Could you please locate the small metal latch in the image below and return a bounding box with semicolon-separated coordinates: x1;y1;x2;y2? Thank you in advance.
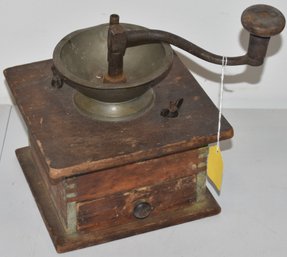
51;65;64;88
160;98;184;118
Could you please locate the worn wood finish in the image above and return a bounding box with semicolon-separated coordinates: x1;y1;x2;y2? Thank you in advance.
30;139;208;232
4;54;233;181
5;55;233;253
16;147;220;253
77;175;197;231
29;138;68;226
70;147;207;203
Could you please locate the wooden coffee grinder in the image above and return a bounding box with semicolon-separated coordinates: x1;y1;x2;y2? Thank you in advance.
4;4;285;253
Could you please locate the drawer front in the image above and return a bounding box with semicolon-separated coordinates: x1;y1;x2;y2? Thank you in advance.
70;147;208;203
77;175;196;231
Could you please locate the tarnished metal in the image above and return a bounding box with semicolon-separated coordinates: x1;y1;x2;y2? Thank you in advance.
160;98;184;118
133;202;153;219
52;23;173;121
73;88;155;121
52;4;285;121
51;65;63;88
107;4;285;78
53;23;173;103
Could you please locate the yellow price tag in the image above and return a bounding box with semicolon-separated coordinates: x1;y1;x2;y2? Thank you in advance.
207;145;224;191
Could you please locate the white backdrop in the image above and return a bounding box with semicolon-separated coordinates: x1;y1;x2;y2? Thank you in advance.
0;0;286;108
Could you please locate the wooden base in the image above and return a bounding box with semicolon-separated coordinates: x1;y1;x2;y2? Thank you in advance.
16;146;221;253
5;56;231;253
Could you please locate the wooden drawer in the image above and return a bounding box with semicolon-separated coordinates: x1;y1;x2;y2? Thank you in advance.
76;175;196;231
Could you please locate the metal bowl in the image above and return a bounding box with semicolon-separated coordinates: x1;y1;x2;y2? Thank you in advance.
53;23;173;103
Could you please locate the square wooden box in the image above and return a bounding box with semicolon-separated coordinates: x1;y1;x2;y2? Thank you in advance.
4;54;233;253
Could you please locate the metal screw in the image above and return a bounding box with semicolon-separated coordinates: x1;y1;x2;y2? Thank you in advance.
160;98;184;118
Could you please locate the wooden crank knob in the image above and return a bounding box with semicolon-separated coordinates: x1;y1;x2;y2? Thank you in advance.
241;4;285;37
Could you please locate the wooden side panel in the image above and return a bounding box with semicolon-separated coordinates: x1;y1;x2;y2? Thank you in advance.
72;147;208;203
77;175;196;231
29;136;68;227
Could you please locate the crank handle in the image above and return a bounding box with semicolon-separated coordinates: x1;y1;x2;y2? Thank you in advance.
106;4;285;81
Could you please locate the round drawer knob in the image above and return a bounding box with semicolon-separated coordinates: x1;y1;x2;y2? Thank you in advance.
133;202;152;219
